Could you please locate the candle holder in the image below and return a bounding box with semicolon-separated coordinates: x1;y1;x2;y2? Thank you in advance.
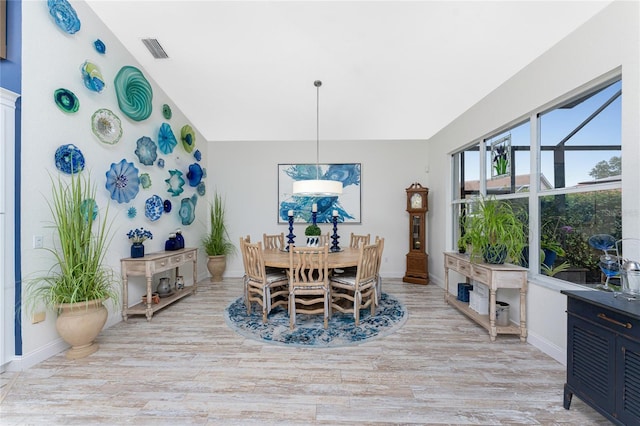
287;215;296;250
331;215;341;252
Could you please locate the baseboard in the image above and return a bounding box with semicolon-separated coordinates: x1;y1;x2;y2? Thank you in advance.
5;338;69;371
527;330;566;365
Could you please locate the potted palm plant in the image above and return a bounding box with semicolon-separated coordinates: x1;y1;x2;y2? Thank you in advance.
460;196;526;264
202;191;236;282
26;172;118;359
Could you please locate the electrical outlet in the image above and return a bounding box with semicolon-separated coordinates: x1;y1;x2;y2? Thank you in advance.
32;312;46;324
33;235;43;249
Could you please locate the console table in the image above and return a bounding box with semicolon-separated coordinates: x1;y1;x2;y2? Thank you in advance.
121;247;198;321
444;252;528;341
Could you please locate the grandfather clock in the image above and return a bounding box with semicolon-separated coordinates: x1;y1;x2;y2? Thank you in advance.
403;183;429;285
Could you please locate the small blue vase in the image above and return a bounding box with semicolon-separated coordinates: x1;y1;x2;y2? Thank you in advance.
131;243;144;258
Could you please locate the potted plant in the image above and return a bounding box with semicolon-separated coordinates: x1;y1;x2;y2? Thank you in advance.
305;224;322;247
26;172;118;359
540;218;567;268
460;196;526;264
202;191;236;282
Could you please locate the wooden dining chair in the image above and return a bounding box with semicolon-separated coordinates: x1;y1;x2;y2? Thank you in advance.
263;232;285;250
243;241;289;323
340;233;371;274
349;232;371;248
319;232;331;247
288;244;331;329
240;235;251;303
330;242;379;326
374;236;385;304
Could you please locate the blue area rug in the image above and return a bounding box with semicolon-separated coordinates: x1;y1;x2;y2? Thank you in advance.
224;293;408;347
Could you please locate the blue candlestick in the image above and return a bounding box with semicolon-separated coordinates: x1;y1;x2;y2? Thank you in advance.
287;215;296;250
312;211;317;226
331;215;340;252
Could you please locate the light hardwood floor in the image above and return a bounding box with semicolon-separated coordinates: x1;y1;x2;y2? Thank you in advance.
1;278;609;425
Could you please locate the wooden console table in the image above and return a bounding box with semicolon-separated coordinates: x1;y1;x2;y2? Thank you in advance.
444;252;527;341
121;247;198;321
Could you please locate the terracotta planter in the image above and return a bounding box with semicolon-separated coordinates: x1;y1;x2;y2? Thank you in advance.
207;255;226;282
56;299;108;359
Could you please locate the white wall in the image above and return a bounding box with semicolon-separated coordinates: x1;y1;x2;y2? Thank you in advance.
427;0;639;363
15;1;209;369
207;139;429;278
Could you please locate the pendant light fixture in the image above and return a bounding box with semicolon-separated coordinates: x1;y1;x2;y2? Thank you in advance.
292;80;343;196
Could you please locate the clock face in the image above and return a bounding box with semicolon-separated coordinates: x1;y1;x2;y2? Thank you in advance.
411;193;422;209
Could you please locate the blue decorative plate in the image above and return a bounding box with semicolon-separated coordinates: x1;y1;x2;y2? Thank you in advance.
163;199;172;213
80;198;98;222
94;39;106;54
145;195;164;221
158;123;177;155
48;0;80;34
179;194;198;225
81;61;105;93
187;163;203;187
105;159;140;203
165;169;185;197
54;144;85;174
135;136;158;166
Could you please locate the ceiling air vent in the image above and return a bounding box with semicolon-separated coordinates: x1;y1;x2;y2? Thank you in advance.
142;38;169;59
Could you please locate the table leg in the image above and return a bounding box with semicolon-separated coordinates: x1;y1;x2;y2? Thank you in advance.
444;266;450;303
192;256;198;294
145;275;153;321
122;274;129;322
489;288;497;341
520;287;527;342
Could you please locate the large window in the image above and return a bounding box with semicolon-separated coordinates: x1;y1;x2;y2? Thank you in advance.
452;74;622;288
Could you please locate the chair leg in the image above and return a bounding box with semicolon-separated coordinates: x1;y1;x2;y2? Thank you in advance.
289;292;296;330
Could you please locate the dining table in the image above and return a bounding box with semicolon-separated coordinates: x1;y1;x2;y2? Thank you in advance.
262;246;361;269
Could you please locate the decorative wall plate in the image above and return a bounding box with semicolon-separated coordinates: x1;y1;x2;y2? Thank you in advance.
162;104;172;120
157;123;177;155
91;109;123;145
80;198;98;222
139;173;152;189
127;207;137;219
54;144;85;174
193;149;202;162
94;39;106;54
81;61;105;93
105;159;140;203
163;199;172;213
157;158;165;169
179;194;198;226
187;163;203;187
145;195;164;221
165;169;185;197
196;182;206;196
181;125;196;153
114;66;153;121
48;0;80;34
54;88;79;113
134;136;158;166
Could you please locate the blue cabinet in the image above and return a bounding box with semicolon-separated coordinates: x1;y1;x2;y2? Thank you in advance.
563;290;640;425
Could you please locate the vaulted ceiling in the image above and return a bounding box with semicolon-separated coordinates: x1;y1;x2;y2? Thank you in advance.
86;1;612;142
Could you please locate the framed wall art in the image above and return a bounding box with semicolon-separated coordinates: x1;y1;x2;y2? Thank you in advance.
491;135;511;179
278;163;361;224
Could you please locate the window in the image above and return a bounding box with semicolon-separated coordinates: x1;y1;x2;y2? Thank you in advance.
452;74;622;288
